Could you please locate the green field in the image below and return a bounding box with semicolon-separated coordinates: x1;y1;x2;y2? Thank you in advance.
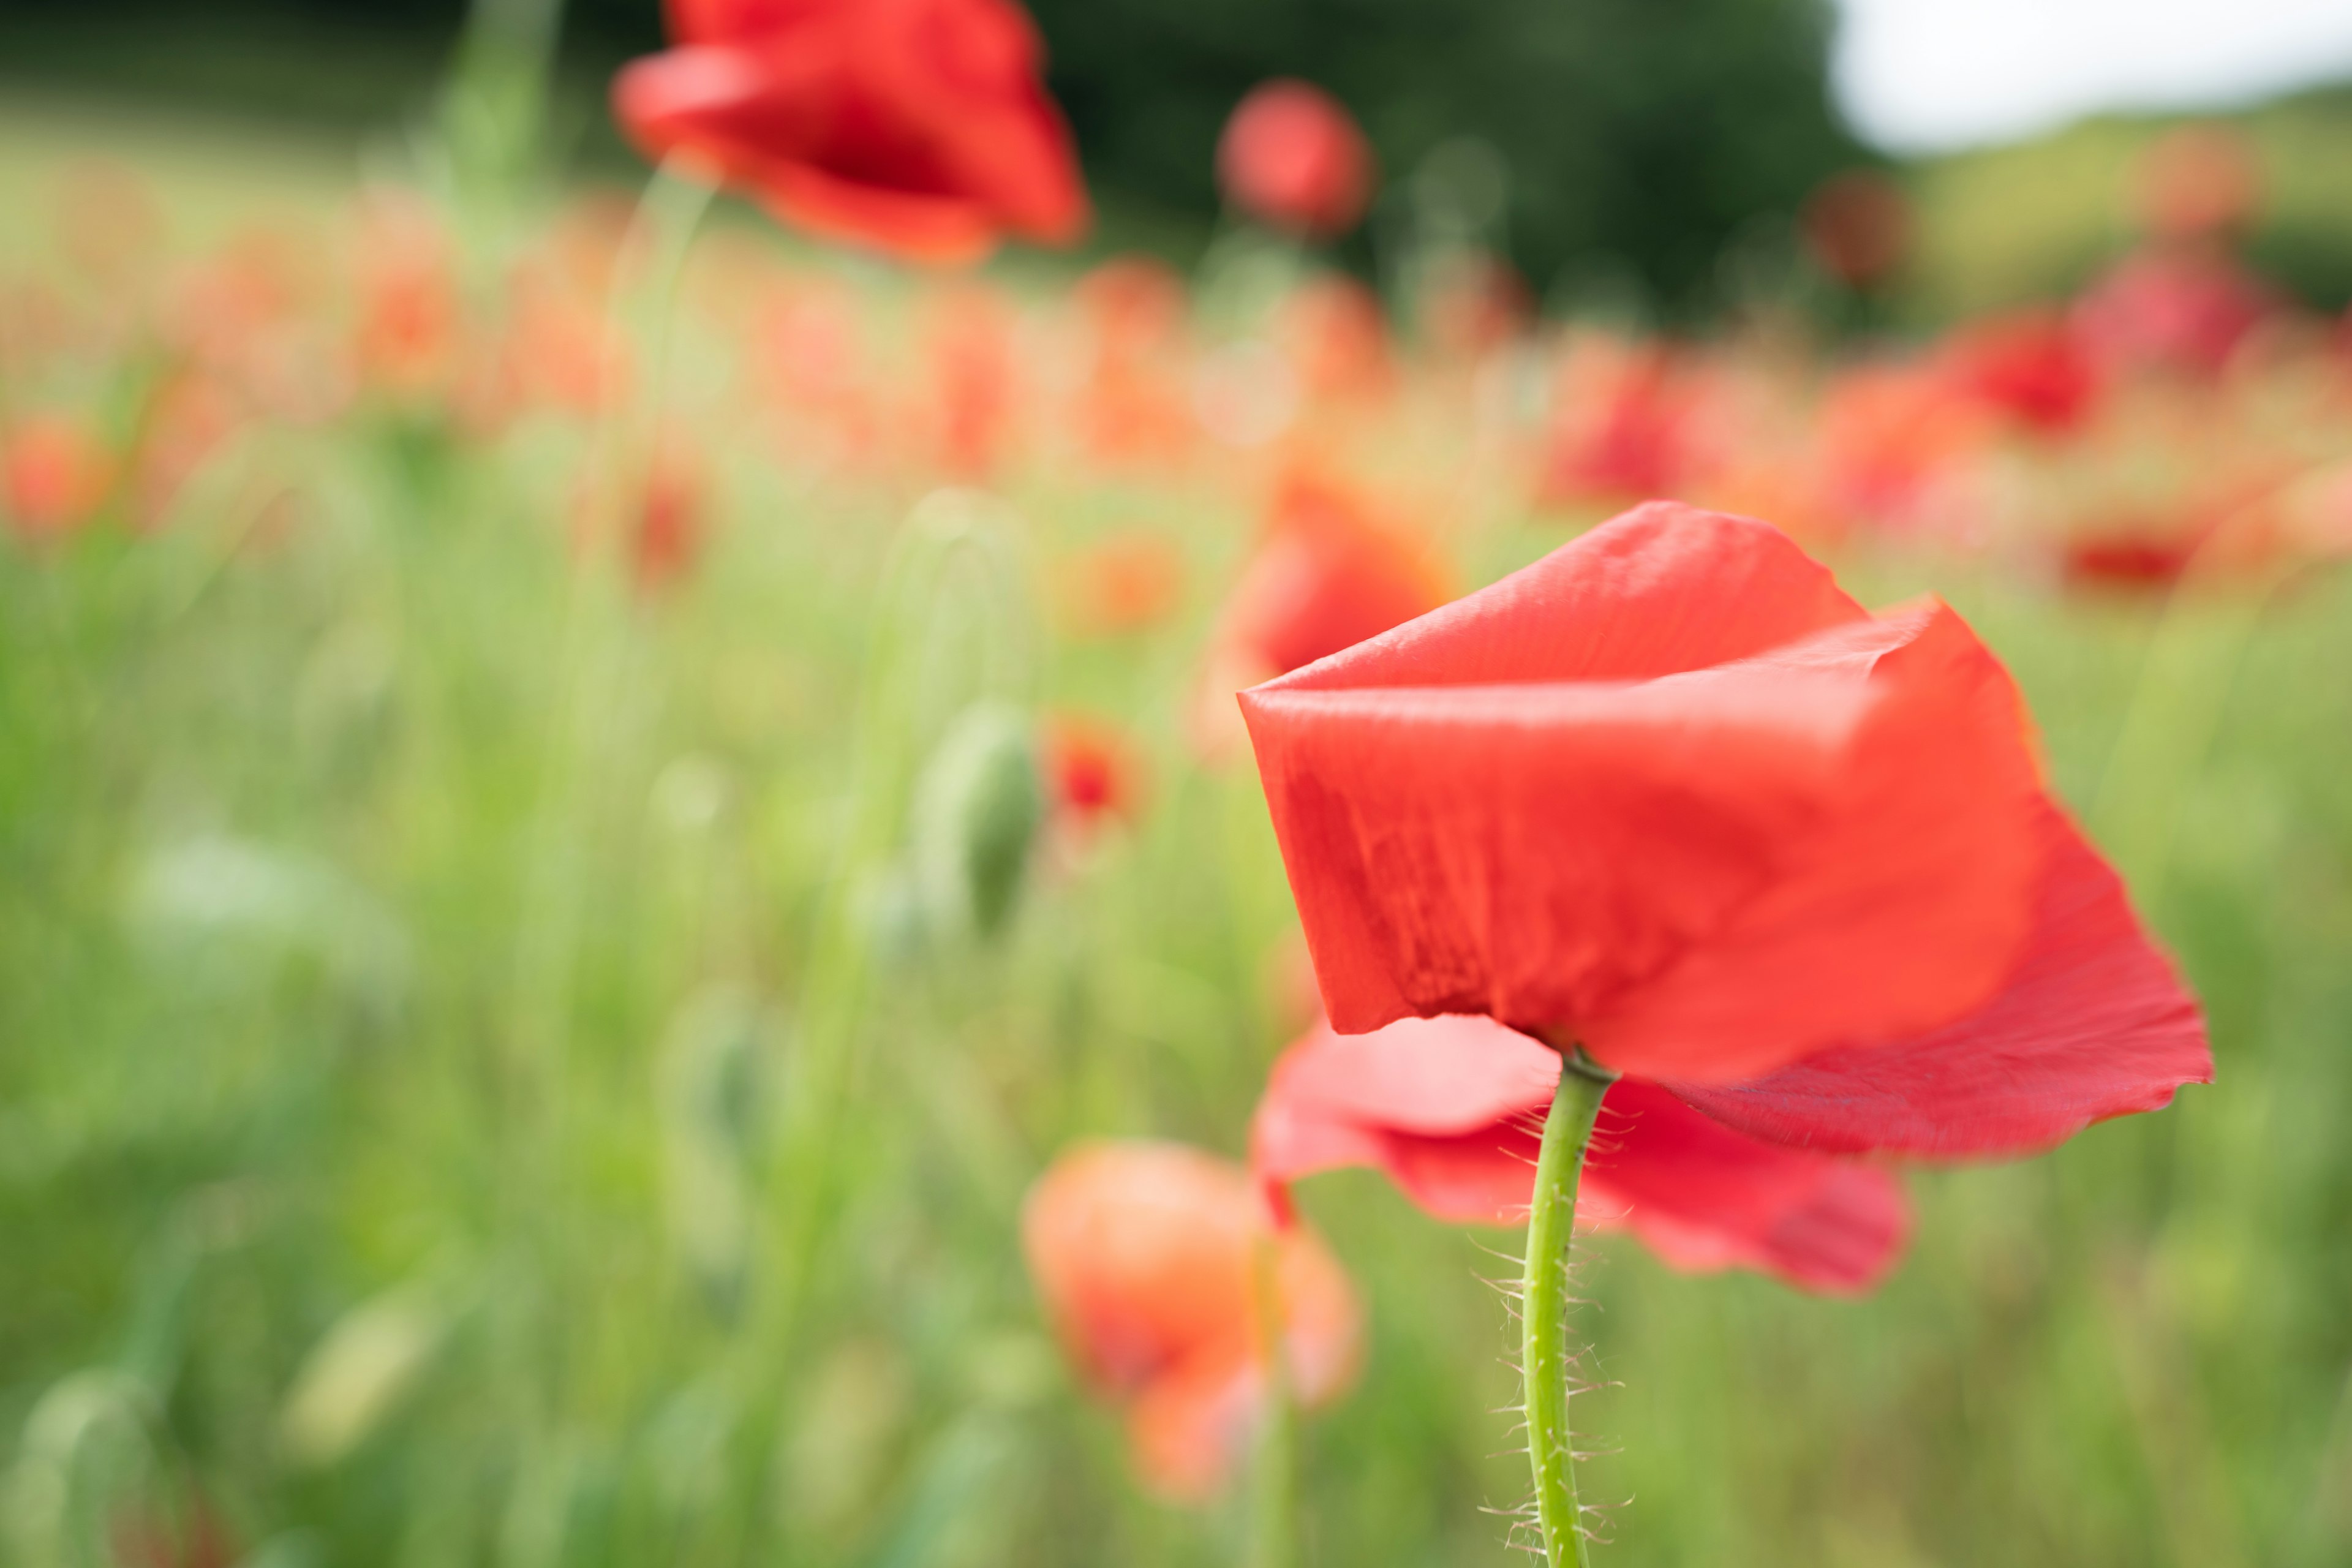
4;99;2352;1568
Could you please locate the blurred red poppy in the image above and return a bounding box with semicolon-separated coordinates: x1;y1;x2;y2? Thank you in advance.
1210;470;1450;686
4;415;113;538
1216;80;1375;239
1802;169;1912;290
613;0;1090;265
1256;1012;1909;1292
2073;247;2275;382
1939;308;2101;436
1059;530;1185;636
1023;1140;1362;1502
1042;712;1144;829
1238;501;2210;1100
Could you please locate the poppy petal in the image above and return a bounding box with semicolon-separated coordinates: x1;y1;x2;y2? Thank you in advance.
1253;1016;1911;1293
1259;501;1868;697
1243;594;2044;1080
1662;802;2212;1157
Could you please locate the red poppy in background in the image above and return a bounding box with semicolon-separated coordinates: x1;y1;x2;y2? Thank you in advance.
1042;712;1144;830
1023;1141;1362;1502
2072;247;2276;382
1216;80;1375;239
1539;337;1702;507
4;415;114;538
1257;1013;1909;1292
613;0;1090;264
1939;308;2101;437
1801;168;1912;290
1210;470;1450;687
1239;501;2210;1099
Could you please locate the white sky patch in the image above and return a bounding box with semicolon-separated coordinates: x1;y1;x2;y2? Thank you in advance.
1831;0;2352;153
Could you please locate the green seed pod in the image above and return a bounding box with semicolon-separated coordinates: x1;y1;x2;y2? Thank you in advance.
911;701;1044;943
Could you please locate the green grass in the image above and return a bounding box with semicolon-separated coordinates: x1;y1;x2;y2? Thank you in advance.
4;107;2352;1568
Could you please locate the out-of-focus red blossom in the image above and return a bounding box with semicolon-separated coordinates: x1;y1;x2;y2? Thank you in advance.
1042;712;1144;830
1814;362;1987;535
1022;1141;1362;1503
923;286;1019;480
2073;246;2277;381
1212;470;1451;684
2061;530;2204;591
1239;501;2211;1096
1540;336;1703;507
1280;276;1396;409
1802;169;1912;290
612;0;1089;265
1060;530;1184;636
1939;308;2102;435
634;445;708;589
1216;80;1376;239
128;371;241;527
353;197;462;398
753;281;879;466
2138;123;2262;243
1072;257;1194;467
4;415;114;538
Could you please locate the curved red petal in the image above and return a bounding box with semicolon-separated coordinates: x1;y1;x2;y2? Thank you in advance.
1259;500;1867;698
1243;588;2044;1077
1251;1017;1911;1294
1578;600;2045;1081
1662;801;2212;1157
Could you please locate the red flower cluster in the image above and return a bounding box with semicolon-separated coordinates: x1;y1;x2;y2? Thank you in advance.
614;0;1090;263
1242;502;2211;1284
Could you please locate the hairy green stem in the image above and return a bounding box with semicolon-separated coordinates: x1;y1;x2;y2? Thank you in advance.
1523;1047;1615;1566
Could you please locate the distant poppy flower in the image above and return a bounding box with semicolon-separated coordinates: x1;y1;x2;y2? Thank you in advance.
1802;169;1912;290
1059;530;1185;636
1042;712;1144;831
2136;123;2262;243
2061;530;2204;592
1216;81;1375;239
1539;337;1702;507
1256;1012;1910;1291
4;415;113;538
1023;1140;1362;1502
922;285;1019;480
1238;501;2211;1111
634;445;707;589
1940;308;2101;436
2073;247;2275;381
1813;362;1986;537
1211;470;1450;687
612;0;1090;264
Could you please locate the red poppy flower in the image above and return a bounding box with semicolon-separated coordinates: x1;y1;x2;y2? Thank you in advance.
1801;169;1912;290
1023;1141;1363;1502
1212;470;1450;685
612;0;1090;265
1940;308;2101;437
1238;501;2211;1105
2072;246;2275;381
4;415;114;538
1042;712;1144;829
1216;80;1375;239
1256;1012;1909;1292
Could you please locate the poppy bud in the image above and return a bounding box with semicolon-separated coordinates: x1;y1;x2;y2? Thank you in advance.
911;700;1044;940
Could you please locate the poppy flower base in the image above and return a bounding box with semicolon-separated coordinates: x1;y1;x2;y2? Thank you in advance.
1522;1042;1616;1567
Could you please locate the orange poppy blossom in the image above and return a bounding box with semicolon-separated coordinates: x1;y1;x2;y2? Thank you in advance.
1022;1141;1362;1502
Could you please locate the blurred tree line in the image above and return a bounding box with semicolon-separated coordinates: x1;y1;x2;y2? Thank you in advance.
0;0;1863;307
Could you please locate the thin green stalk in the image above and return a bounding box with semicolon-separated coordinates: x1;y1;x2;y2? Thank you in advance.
1248;1231;1298;1568
1523;1047;1615;1567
